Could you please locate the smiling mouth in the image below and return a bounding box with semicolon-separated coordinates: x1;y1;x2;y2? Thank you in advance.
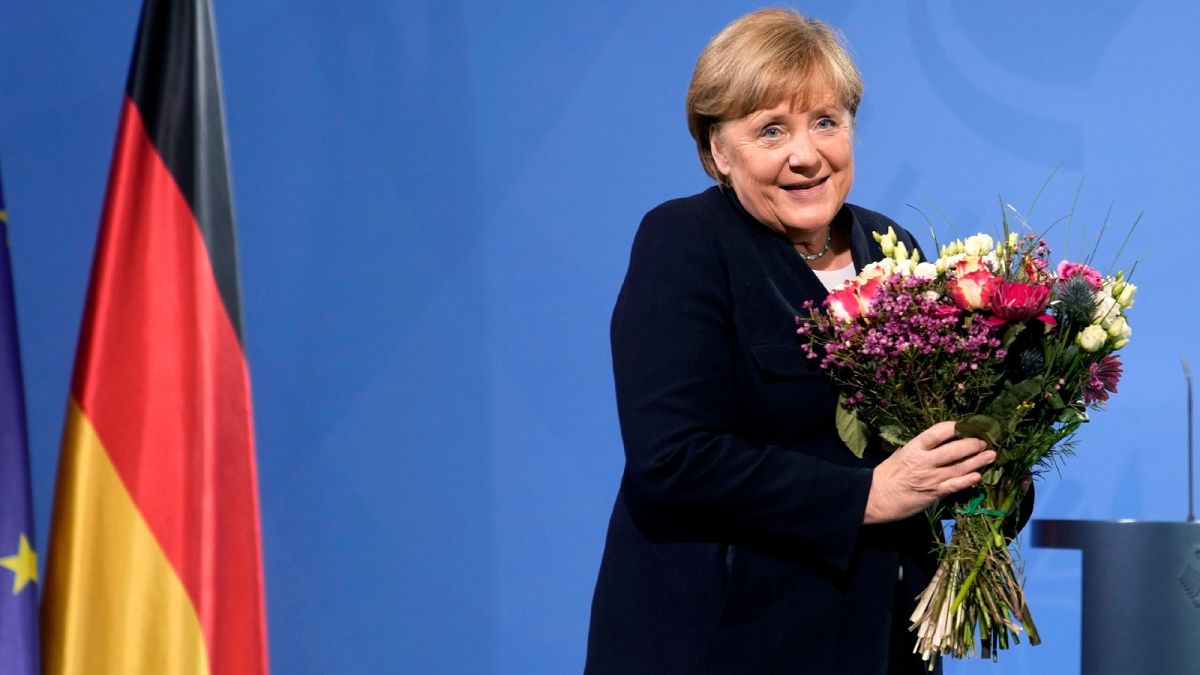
782;176;828;191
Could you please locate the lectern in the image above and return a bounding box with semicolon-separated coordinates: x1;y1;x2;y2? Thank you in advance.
1031;519;1200;674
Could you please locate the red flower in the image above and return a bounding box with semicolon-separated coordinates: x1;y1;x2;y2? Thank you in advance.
947;270;999;311
1084;355;1122;404
990;281;1051;322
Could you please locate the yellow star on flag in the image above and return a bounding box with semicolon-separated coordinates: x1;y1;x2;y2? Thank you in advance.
0;534;38;594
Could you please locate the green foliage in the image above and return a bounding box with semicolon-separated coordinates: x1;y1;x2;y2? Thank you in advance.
836;394;868;458
878;424;909;449
955;415;1003;446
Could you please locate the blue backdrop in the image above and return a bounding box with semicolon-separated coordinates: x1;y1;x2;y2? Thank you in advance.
1;1;1196;673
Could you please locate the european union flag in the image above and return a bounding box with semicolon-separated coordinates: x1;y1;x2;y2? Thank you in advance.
0;162;39;673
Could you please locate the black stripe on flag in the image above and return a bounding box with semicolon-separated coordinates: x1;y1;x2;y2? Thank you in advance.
125;0;245;342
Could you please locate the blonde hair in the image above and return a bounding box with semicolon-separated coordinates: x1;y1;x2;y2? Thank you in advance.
686;8;863;183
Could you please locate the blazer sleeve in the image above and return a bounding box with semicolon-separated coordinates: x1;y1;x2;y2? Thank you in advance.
611;205;873;570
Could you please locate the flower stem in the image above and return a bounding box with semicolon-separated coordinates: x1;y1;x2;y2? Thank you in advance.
950;487;1020;614
1019;601;1042;645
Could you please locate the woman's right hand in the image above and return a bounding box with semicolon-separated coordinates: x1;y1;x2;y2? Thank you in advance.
863;421;995;524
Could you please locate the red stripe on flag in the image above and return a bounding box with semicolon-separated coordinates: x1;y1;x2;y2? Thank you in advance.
71;96;267;675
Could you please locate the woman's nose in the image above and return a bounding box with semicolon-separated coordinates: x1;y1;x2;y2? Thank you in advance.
787;133;821;171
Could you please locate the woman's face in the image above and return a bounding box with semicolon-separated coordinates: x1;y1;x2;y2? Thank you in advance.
710;83;854;237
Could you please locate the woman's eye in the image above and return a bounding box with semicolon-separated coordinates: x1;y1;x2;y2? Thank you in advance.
761;126;783;139
816;117;838;131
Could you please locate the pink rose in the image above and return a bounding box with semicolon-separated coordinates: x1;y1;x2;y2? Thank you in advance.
826;285;866;322
1056;260;1103;290
857;276;884;304
825;277;883;323
947;270;999;311
857;263;890;284
955;255;987;275
990;281;1052;322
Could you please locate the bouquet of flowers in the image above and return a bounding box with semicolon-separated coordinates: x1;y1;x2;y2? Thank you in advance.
796;224;1135;664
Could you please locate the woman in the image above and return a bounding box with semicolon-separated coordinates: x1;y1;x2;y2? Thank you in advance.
586;10;998;674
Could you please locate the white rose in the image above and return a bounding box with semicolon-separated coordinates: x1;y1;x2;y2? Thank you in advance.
1092;293;1119;328
913;262;938;280
859;261;884;276
1106;316;1131;341
938;253;964;275
964;234;994;257
1077;325;1107;352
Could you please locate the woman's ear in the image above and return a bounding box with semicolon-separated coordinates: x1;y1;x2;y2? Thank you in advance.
709;126;732;178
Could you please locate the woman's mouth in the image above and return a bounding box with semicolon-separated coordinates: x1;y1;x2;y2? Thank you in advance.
782;176;828;194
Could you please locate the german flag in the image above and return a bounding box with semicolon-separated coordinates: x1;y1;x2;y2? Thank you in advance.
40;1;268;673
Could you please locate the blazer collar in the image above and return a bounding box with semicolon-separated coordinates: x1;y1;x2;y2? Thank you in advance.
718;184;883;275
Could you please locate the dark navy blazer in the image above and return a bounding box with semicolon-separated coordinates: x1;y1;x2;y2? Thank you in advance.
586;186;940;674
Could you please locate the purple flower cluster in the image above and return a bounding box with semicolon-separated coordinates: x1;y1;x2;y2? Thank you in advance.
799;275;1005;405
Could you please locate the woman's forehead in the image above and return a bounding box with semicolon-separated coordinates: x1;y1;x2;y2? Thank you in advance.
736;69;845;116
746;82;845;118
